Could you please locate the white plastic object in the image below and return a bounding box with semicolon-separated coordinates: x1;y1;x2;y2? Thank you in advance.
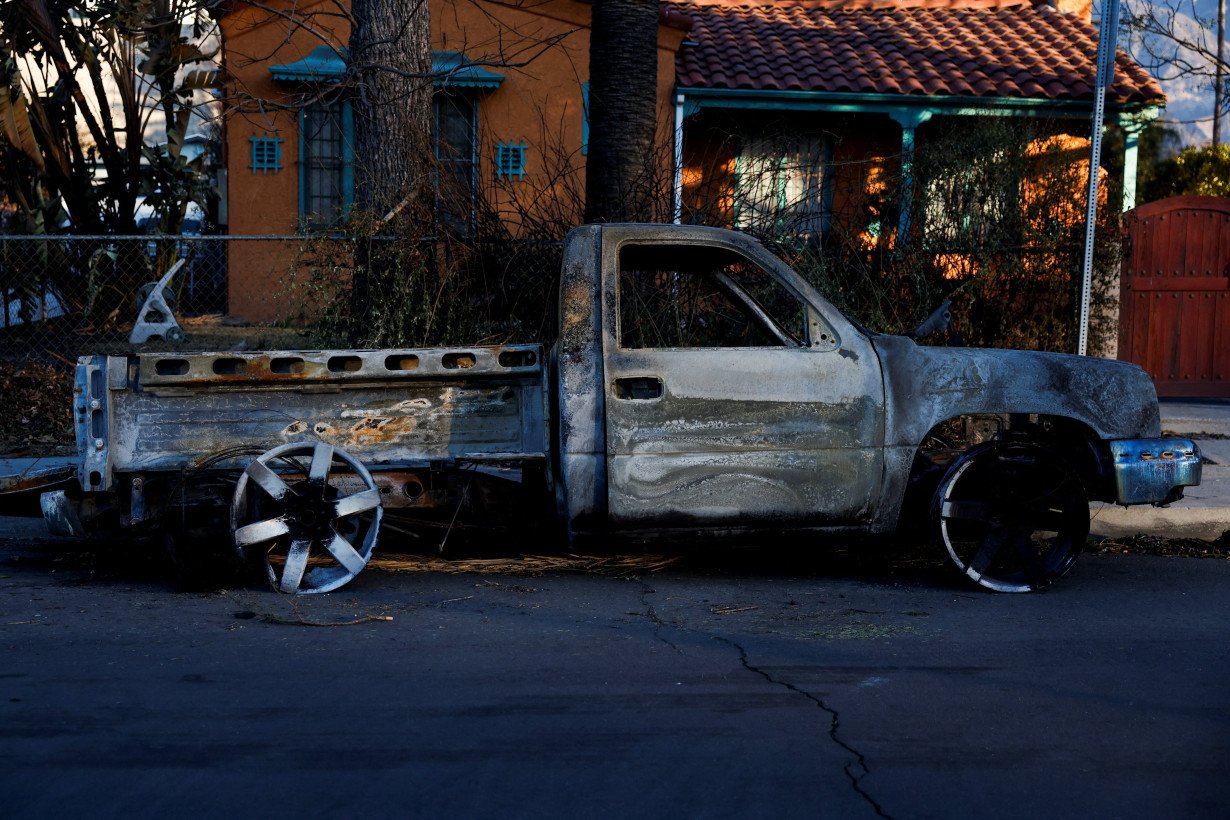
129;258;186;344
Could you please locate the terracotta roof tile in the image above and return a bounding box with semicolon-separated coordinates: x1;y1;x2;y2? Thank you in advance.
671;1;1164;105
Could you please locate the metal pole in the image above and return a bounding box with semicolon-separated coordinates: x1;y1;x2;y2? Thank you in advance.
1217;0;1225;145
1078;0;1121;356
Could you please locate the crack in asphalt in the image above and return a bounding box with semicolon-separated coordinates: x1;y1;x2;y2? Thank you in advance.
635;580;685;655
715;635;892;820
623;582;889;818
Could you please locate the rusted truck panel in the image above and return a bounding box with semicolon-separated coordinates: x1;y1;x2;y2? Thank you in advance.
35;223;1202;594
592;224;884;530
555;228;607;541
76;345;549;493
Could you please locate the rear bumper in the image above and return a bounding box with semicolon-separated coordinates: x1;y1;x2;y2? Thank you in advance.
1108;438;1202;506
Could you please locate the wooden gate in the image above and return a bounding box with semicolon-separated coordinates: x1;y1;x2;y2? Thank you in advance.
1119;195;1230;398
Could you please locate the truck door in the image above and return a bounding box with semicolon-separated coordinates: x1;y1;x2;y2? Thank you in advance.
602;233;884;529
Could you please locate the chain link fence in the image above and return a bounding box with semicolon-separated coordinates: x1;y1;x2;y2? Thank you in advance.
0;234;563;365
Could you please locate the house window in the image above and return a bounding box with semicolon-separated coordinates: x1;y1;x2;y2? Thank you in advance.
434;93;477;231
582;82;589;156
734;134;831;237
300;98;353;227
250;136;283;174
923;154;1011;248
496;142;527;179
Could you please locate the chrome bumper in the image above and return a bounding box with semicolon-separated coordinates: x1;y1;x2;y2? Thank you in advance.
1108;438;1202;506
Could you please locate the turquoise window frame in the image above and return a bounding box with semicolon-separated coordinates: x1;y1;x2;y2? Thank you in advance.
433;92;480;233
495;142;527;180
733;134;833;238
297;98;354;229
249;135;283;174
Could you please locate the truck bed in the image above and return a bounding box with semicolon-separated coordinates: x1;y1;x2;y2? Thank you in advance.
76;345;549;491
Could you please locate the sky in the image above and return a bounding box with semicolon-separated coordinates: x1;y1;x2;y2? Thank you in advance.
1120;0;1223;146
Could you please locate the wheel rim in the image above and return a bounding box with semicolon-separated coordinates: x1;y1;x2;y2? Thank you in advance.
230;442;383;594
938;446;1088;593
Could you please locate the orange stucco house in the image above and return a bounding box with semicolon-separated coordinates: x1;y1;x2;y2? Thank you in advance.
214;0;686;319
213;0;1163;321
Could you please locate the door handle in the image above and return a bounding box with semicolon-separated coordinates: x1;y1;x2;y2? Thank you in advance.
613;376;663;400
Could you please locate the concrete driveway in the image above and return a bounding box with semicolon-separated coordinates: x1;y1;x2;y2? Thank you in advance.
1;528;1227;819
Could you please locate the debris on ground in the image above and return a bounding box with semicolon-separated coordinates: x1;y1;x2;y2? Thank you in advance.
1089;530;1230;560
365;553;685;577
0;361;74;455
1162;430;1229;440
232;609;394;627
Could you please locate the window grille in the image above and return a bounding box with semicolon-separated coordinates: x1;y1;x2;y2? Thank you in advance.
496;142;527;180
300;99;352;227
250;136;283;174
433;93;478;233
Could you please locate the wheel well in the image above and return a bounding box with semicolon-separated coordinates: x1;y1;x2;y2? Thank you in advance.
906;413;1114;515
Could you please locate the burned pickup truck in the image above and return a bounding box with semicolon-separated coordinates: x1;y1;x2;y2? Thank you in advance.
29;224;1200;593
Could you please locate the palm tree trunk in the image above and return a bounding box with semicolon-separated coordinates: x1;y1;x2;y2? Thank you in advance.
585;0;660;223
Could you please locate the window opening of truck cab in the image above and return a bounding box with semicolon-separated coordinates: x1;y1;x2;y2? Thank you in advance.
617;243;811;349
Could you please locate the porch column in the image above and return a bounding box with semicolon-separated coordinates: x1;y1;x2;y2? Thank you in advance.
673;93;685;224
1121;122;1144;212
889;109;933;242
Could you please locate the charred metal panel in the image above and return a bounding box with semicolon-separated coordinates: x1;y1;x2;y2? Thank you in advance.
41;490;85;536
0;463;75;495
74;356;120;492
138;345;542;387
596;224;885;529
870;446;917;533
870;334;1165;530
603;349;883;526
608;449;882;526
1108;438;1202;504
873;336;1162;446
555;227;607;539
100;345;547;475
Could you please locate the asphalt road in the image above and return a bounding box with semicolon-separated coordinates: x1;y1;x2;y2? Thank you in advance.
2;524;1228;819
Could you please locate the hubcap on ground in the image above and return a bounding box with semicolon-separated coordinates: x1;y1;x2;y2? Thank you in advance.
230;442;383;594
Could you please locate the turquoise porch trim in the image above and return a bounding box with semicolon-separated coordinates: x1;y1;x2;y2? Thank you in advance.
676;86;1162;127
271;46;347;82
271;47;504;89
582;82;590;155
433;51;504;90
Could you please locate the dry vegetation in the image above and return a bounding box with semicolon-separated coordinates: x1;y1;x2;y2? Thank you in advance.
0;361;74;455
1088;532;1230;560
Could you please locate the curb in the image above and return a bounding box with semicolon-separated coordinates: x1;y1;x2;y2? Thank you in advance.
1160;401;1230;439
1091;504;1230;542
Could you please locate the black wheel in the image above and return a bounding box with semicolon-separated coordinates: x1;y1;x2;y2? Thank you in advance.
935;443;1088;593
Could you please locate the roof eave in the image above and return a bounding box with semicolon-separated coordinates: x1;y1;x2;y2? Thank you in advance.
677;87;1164;123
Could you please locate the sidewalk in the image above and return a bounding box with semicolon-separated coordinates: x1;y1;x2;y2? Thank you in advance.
1090;399;1230;541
